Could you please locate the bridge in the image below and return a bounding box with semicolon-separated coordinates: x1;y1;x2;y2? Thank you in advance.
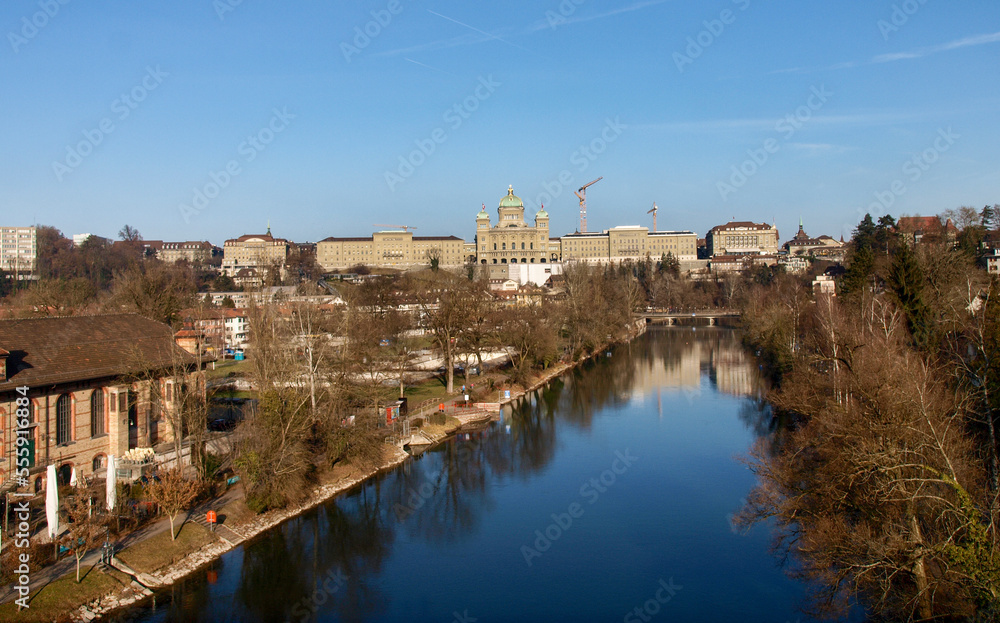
639;309;740;326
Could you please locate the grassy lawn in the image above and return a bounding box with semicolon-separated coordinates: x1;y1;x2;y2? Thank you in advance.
403;372;487;406
0;565;132;623
116;522;215;575
216;497;254;528
420;416;462;437
205;359;249;381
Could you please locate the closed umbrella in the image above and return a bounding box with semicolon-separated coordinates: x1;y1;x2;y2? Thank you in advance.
45;464;59;541
70;467;78;487
106;455;116;511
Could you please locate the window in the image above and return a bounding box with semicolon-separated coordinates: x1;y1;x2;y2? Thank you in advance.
56;395;71;445
91;390;105;437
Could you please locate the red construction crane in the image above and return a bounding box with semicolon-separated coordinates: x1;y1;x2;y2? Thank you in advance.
647;203;658;232
373;224;418;232
575;177;603;233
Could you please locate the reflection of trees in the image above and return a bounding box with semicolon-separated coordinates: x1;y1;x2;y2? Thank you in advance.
227;483;394;622
560;351;636;428
394;386;561;543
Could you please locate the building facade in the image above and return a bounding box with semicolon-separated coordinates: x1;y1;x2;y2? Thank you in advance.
707;221;780;257
0;315;203;490
783;220;845;259
475;187;553;267
560;226;698;264
222;230;289;278
0;226;37;278
316;231;465;271
158;241;219;264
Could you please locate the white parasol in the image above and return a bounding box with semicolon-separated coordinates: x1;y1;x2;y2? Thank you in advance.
45;464;59;541
106;455;116;511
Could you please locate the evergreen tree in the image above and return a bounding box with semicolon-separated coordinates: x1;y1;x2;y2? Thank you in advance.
841;245;875;295
982;204;997;230
886;242;931;349
853;213;877;252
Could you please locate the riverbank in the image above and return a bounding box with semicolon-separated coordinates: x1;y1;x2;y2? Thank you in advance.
495;318;648;409
63;446;409;622
60;319;648;622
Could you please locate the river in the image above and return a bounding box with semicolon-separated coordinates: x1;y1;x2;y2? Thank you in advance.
118;327;854;623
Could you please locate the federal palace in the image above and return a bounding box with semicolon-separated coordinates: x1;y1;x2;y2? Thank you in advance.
313;186;698;272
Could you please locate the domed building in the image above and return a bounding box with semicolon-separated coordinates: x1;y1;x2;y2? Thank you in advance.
474;186;556;272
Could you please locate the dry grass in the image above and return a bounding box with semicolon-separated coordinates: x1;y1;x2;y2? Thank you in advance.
0;565;132;623
115;522;214;574
420;415;461;438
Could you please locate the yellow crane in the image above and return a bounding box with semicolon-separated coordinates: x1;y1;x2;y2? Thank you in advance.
647;203;658;232
575;177;603;233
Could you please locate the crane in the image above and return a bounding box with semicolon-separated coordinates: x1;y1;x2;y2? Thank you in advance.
647;202;659;232
373;224;418;232
575;177;603;233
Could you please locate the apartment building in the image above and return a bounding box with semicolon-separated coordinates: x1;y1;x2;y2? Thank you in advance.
0;226;36;278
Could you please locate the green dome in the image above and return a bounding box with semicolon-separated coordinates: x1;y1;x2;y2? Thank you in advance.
477;204;489;219
536;206;549;218
499;185;523;209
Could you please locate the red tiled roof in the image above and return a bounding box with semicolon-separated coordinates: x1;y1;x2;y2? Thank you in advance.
0;314;197;393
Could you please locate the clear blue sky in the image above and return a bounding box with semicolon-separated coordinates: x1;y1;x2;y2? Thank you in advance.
1;0;998;246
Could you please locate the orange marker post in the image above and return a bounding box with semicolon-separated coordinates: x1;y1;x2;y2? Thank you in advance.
207;510;217;532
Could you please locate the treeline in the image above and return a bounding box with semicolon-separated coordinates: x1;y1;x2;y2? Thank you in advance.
230;263;643;512
1;225;324;321
736;210;1000;620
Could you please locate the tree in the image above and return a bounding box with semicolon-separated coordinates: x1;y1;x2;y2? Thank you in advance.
497;303;559;385
110;262;195;325
118;225;142;243
427;247;442;272
144;469;202;540
221;296;236;308
63;490;102;582
737;296;1000;620
886;241;932;350
420;281;470;394
981;205;997;231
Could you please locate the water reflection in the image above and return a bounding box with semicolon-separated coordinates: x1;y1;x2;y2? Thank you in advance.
121;328;801;623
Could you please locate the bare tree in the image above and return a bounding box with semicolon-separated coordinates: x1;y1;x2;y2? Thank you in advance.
64;489;102;582
145;468;202;540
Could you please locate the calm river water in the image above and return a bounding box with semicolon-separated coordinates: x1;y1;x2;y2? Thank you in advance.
120;327;857;623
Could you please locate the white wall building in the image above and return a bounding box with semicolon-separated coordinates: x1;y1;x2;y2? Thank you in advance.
0;226;37;278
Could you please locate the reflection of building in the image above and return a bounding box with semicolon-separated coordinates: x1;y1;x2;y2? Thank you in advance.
0;226;36;278
316;231;465;271
710;343;755;397
629;330;758;399
0;315;203;490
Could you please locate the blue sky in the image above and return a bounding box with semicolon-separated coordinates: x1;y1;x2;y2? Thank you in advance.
1;0;998;246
